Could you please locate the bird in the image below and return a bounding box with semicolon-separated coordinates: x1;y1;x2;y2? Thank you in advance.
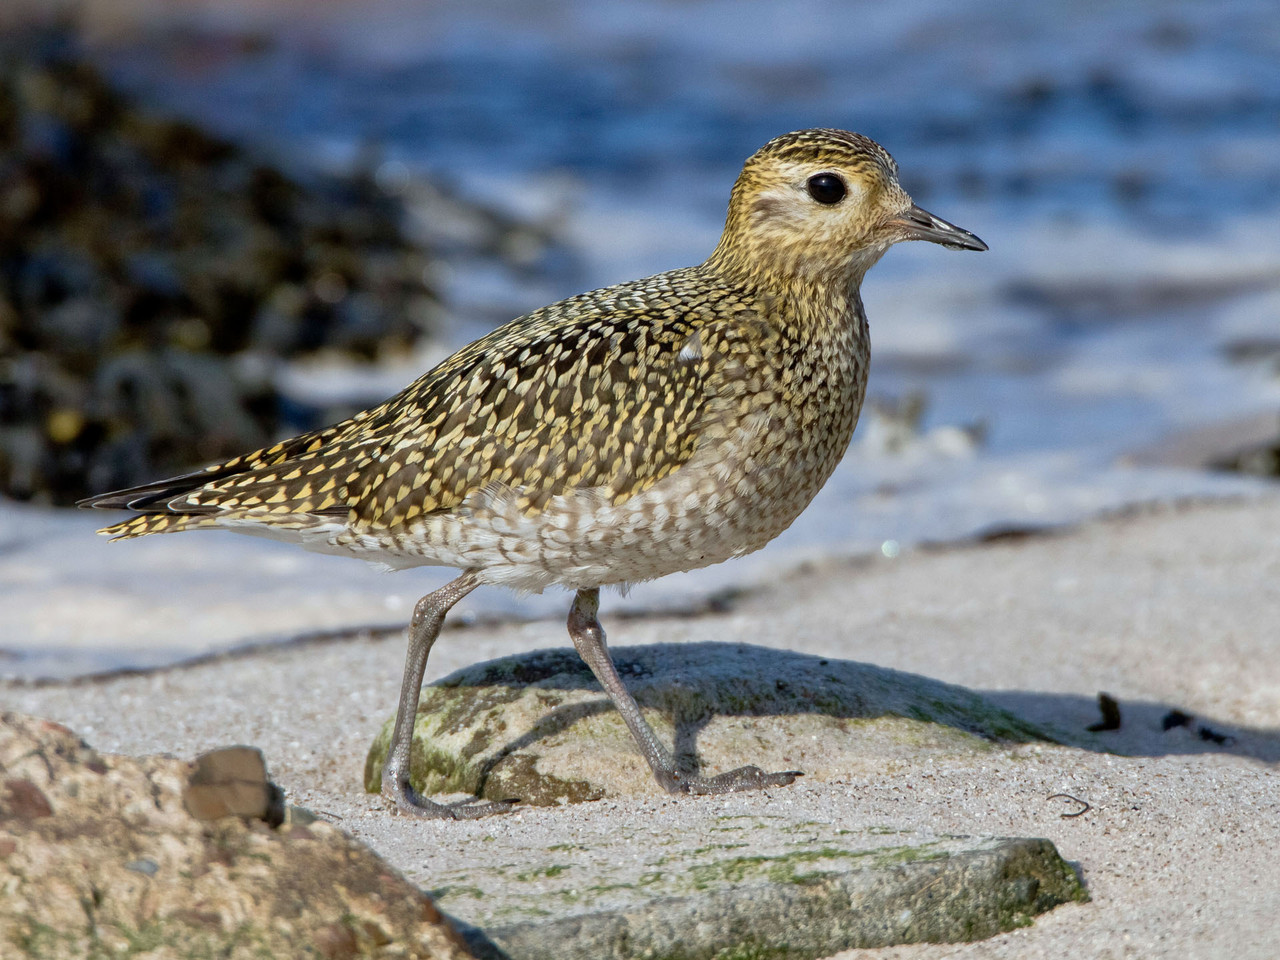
80;128;987;819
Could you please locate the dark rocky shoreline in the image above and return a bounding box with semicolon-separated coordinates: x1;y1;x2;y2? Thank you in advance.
0;26;556;506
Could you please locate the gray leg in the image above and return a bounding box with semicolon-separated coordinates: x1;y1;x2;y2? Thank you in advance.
382;571;515;819
567;588;800;796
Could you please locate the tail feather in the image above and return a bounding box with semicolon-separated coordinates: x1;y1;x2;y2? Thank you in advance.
98;512;228;540
78;425;342;539
77;468;226;512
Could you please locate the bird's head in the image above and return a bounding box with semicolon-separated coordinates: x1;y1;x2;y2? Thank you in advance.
708;128;986;288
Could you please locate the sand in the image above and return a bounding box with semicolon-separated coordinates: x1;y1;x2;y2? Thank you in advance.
6;495;1279;958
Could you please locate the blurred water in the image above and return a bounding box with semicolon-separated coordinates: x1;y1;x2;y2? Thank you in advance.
94;0;1280;521
4;0;1278;677
99;0;1280;221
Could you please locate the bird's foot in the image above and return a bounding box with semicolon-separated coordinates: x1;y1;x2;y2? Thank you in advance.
383;776;519;820
656;764;802;796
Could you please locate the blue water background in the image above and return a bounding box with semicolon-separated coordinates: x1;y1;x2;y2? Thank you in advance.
93;0;1280;463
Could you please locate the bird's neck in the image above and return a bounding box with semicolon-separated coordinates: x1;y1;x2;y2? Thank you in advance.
701;247;876;346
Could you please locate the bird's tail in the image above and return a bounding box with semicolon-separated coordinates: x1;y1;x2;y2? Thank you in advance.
77;427;339;539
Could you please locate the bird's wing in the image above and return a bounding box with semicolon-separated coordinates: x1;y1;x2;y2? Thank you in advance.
331;291;720;529
84;272;746;538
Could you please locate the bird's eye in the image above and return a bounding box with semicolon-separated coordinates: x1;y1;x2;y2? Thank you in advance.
806;173;847;205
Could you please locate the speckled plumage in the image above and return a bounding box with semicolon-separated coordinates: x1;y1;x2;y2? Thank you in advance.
88;269;861;591
82;129;986;817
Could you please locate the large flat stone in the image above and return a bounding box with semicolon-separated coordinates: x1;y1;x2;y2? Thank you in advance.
365;643;1054;806
434;819;1085;960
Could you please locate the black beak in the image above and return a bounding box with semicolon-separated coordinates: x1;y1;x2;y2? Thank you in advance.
892;204;988;252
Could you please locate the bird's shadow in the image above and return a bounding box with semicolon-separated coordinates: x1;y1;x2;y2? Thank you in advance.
424;642;1278;798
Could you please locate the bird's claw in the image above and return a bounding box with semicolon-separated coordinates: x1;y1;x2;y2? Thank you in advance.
384;777;520;819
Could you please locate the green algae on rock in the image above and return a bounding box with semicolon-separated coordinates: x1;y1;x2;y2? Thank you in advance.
365;642;1054;806
430;819;1087;960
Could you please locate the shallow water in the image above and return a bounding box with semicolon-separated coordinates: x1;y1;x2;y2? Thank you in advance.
4;0;1278;677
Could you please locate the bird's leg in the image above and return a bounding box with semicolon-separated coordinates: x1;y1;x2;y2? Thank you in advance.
382;571;515;819
567;588;800;796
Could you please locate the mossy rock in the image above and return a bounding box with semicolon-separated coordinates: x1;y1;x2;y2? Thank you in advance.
430;819;1087;960
365;642;1055;805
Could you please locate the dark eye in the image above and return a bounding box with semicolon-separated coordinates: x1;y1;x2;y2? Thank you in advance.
806;173;846;205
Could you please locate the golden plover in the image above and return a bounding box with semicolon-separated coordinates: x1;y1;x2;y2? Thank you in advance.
81;129;987;818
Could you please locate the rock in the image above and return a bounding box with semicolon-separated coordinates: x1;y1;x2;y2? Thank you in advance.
184;745;286;827
0;25;562;505
436;823;1086;960
0;712;475;959
1210;424;1280;478
365;643;1054;806
1123;409;1280;475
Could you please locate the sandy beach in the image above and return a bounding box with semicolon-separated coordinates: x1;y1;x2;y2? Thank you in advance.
7;494;1279;958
